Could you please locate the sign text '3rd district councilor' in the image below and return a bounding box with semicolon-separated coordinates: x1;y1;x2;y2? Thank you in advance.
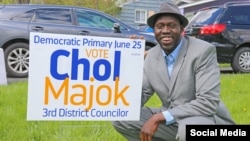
27;32;145;121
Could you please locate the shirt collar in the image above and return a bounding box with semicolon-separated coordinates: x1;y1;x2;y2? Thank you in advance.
163;37;183;60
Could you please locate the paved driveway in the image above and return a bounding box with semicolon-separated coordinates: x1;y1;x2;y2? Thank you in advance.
7;77;28;84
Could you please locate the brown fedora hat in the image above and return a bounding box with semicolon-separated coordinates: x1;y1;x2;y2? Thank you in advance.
147;2;188;28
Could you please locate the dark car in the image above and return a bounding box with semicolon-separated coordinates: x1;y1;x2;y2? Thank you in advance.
185;1;250;73
0;4;157;78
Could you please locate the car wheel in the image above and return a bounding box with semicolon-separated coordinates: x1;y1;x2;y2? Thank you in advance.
4;42;29;78
231;47;250;73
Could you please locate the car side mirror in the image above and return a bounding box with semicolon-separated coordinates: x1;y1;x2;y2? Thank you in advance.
113;23;121;33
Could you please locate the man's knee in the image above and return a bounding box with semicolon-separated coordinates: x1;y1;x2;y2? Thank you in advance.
111;121;121;131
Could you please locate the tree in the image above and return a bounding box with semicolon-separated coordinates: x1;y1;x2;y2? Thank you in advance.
34;0;121;16
17;0;29;3
1;0;121;16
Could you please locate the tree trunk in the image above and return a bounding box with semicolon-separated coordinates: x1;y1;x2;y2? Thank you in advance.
18;0;30;4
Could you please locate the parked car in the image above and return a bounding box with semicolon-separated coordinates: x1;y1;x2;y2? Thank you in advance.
137;23;154;33
185;1;250;73
0;4;157;78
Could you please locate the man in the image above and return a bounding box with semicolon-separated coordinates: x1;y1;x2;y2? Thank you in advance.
112;2;235;141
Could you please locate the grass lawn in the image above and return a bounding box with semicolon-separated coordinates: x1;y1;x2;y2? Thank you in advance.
0;73;250;140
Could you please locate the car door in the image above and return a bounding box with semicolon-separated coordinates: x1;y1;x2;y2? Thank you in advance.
220;6;250;44
29;7;77;35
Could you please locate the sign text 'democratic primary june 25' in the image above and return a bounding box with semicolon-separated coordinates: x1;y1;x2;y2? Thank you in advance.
27;32;145;121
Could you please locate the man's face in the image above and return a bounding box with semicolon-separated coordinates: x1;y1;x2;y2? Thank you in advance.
154;15;184;53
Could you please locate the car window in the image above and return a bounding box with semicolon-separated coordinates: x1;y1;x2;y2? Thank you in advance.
11;9;35;22
75;9;127;31
75;9;115;29
34;8;72;25
220;6;250;25
187;8;223;28
145;26;154;32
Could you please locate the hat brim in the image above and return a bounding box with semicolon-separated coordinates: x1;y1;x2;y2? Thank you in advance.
147;12;188;28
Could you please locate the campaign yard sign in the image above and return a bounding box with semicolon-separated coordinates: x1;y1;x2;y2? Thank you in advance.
27;32;145;121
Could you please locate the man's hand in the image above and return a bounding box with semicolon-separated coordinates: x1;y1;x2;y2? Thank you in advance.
140;113;165;141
